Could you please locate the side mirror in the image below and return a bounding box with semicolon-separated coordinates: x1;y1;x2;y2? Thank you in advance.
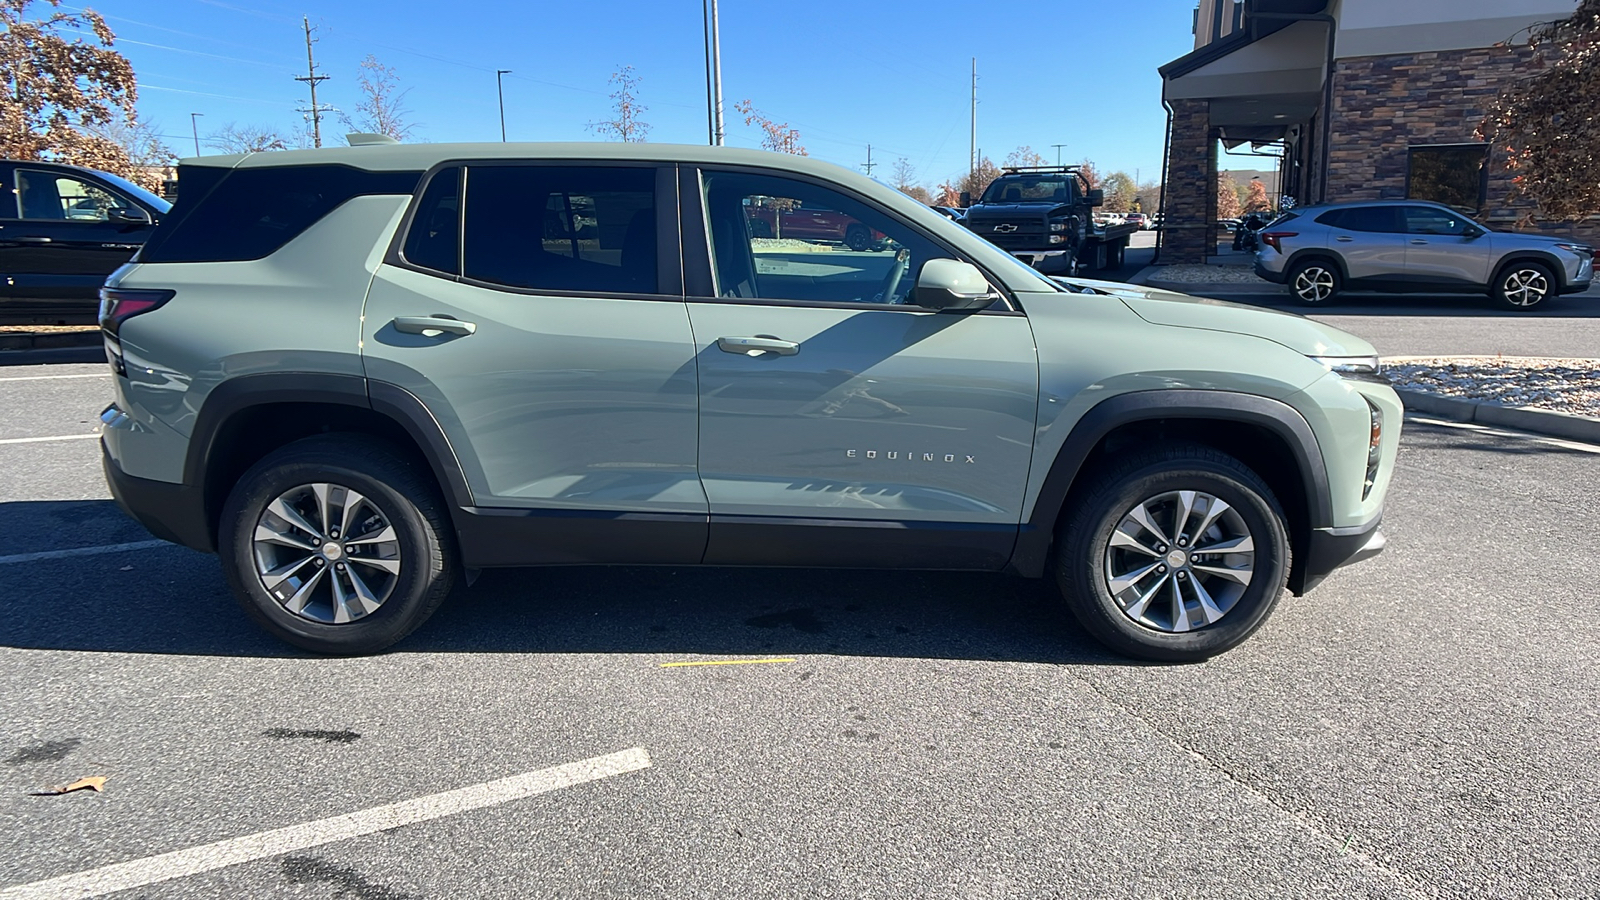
107;207;152;225
1086;189;1104;207
914;259;998;312
1462;225;1485;238
959;191;972;208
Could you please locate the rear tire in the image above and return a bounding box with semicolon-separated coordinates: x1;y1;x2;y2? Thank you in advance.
219;434;457;655
844;224;871;252
1288;258;1341;305
1490;261;1555;310
1053;443;1291;662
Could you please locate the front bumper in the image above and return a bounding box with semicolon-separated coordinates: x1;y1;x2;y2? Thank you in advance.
102;441;214;553
1291;514;1385;595
1560;256;1593;294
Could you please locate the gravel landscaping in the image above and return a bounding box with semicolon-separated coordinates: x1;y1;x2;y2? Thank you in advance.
1384;356;1600;419
1141;263;1275;284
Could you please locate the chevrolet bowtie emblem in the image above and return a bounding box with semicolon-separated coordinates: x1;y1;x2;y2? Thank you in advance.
993;223;1018;233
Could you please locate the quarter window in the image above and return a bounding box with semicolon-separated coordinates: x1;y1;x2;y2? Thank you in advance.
701;170;951;305
403;167;461;275
461;165;657;295
17;170;128;222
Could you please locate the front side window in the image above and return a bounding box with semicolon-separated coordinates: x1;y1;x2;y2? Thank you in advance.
17;170;128;221
461;165;657;295
1408;145;1487;212
1402;206;1474;236
702;170;951;305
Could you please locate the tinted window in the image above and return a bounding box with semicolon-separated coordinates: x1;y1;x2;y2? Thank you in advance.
1402;206;1474;236
139;165;420;263
703;170;954;305
1408;145;1487;212
402;167;461;275
16;170;130;221
1317;206;1400;233
461;166;656;295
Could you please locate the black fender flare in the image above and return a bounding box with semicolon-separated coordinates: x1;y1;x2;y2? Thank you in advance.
1007;390;1332;578
1492;251;1570;291
184;373;476;545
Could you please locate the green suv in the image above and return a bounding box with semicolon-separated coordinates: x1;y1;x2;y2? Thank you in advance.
99;142;1398;661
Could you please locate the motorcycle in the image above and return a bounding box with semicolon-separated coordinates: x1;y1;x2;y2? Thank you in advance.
1232;212;1269;252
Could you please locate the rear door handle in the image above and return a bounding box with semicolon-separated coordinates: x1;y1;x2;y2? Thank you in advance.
717;335;799;356
392;315;476;336
1335;236;1354;242
1410;239;1429;245
14;236;51;244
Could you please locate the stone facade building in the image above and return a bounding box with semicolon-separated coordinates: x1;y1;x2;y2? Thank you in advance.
1159;0;1595;263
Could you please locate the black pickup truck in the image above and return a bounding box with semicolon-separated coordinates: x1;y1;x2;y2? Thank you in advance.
961;166;1137;275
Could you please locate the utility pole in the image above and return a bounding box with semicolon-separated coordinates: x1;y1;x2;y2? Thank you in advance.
496;70;511;141
294;16;331;148
969;58;977;181
190;112;203;156
1052;143;1067;166
861;144;875;177
705;0;725;146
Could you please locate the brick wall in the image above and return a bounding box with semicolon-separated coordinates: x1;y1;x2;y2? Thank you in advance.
1161;99;1217;264
1327;46;1600;245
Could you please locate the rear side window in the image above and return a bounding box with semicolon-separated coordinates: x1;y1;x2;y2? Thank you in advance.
139;165;420;263
402;167;461;275
461;165;657;295
1316;206;1400;233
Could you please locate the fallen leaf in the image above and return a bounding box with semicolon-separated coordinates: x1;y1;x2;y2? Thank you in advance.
37;776;107;795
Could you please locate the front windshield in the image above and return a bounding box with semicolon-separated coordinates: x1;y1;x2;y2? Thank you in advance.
97;171;172;214
981;177;1072;204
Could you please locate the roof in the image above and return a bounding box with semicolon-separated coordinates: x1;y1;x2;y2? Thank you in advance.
183;141;846;176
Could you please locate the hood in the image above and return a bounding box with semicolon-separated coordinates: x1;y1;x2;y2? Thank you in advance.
1055;277;1377;358
969;202;1068;215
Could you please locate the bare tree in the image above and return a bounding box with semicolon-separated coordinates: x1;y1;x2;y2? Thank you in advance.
891;157;931;202
1481;0;1600;221
1003;146;1049;168
85;114;176;192
956;156;1000;202
734;100;805;155
1075;159;1102;189
207;123;291;154
1100;171;1137;212
338;54;414;141
0;0;142;177
588;65;649;142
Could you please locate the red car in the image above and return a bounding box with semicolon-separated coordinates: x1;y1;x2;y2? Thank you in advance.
745;202;883;250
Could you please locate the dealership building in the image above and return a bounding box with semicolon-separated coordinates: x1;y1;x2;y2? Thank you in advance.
1159;0;1594;262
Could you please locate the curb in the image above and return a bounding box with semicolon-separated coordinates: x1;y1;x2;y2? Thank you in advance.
1395;388;1600;444
0;330;101;352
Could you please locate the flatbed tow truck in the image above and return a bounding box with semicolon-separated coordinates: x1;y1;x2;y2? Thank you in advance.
961;165;1138;274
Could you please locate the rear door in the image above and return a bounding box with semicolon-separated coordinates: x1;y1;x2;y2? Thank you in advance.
360;162;707;564
1324;206;1407;284
1401;205;1491;287
683;166;1039;570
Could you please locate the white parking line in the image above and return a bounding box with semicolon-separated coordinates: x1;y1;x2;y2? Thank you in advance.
0;434;100;445
0;541;172;566
0;747;652;900
1405;415;1600;454
0;372;110;383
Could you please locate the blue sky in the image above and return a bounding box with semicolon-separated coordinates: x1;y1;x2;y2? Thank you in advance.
72;0;1197;189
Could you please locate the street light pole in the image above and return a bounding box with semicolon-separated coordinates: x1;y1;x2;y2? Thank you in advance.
190;112;203;156
706;0;725;146
1052;143;1067;166
496;70;511;142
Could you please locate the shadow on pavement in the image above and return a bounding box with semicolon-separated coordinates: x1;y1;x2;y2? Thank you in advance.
0;499;1131;667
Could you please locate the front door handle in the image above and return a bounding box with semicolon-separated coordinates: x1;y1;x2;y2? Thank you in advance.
14;236;51;244
1410;239;1429;245
1335;236;1354;242
392;315;476;336
717;335;799;356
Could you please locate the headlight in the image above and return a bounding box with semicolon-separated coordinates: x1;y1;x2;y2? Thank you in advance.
1309;355;1381;375
1554;243;1592;256
1049;221;1066;233
1047;235;1065;244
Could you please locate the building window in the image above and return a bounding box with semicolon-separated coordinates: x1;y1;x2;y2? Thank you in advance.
1407;145;1488;212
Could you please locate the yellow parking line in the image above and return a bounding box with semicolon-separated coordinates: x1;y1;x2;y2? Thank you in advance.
659;658;796;668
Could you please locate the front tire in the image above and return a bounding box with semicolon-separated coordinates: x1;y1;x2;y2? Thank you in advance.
1053;444;1291;662
844;224;871;252
219;435;457;655
1288;259;1341;305
1490;261;1555;310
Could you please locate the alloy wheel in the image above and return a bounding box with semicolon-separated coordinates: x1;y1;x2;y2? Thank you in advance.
1293;266;1335;302
251;482;402;625
1501;268;1550;307
1102;490;1256;633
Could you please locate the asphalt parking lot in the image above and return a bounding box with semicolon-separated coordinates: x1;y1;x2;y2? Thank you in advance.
3;355;1599;898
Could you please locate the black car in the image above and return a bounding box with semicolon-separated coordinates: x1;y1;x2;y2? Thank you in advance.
0;160;171;324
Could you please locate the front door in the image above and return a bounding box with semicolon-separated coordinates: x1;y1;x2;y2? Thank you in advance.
685;168;1039;570
1401;205;1491;287
0;167;153;320
361;163;706;564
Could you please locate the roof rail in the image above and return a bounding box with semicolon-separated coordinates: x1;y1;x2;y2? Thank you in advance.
999;165;1083;175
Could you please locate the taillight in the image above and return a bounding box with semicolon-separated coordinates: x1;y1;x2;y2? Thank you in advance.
1261;232;1298;252
98;288;174;338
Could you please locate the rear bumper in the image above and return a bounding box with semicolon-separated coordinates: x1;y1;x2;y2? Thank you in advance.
102;441;214;553
1291;514;1385;595
1254;259;1288;284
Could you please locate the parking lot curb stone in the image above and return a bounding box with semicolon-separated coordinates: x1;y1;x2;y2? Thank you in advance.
1395;388;1600;444
0;330;101;351
1125;266;1285;295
